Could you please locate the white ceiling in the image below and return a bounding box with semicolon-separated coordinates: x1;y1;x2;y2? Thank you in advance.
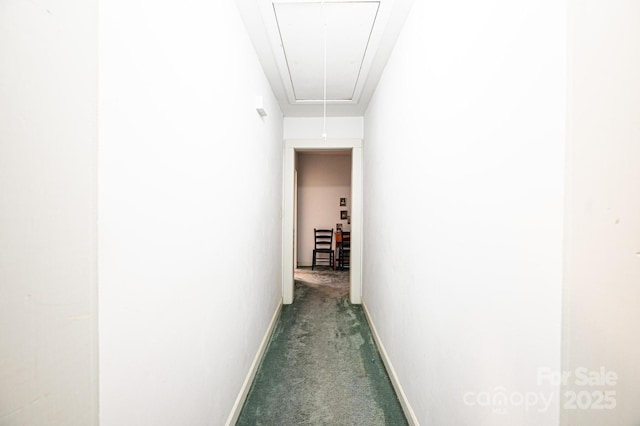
236;0;414;117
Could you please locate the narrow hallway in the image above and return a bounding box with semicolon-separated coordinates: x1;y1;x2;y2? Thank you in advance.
237;269;407;425
5;1;640;425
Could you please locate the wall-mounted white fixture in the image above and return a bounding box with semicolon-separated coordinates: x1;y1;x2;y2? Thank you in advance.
255;96;267;117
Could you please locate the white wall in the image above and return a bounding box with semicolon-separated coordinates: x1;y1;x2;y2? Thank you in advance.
297;153;352;267
284;117;364;140
99;1;283;424
0;1;98;424
562;1;640;424
363;1;566;424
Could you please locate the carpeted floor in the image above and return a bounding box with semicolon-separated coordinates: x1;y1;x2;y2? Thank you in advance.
236;268;408;426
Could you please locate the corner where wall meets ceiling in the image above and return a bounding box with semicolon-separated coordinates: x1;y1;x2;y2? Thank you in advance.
236;0;415;117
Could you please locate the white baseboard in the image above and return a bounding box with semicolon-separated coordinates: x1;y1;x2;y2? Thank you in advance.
362;301;419;426
225;302;282;426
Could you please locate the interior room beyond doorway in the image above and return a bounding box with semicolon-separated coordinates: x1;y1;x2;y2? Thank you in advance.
296;150;352;276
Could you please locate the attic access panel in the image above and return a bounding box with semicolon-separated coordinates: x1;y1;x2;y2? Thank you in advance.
273;1;380;102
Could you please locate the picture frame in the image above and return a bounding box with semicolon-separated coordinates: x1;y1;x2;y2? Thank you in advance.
340;210;348;220
340;197;347;207
336;223;342;231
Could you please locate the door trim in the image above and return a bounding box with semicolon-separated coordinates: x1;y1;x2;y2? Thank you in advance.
282;138;363;304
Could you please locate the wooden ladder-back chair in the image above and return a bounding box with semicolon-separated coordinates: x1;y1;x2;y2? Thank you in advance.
312;228;334;270
338;231;351;270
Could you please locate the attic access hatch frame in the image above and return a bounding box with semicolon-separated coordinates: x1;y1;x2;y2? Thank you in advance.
271;0;381;105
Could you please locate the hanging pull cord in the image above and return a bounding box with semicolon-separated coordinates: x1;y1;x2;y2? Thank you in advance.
321;1;327;141
322;22;327;141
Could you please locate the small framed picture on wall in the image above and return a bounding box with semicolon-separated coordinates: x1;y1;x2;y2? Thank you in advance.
340;210;348;220
336;223;342;231
340;197;347;207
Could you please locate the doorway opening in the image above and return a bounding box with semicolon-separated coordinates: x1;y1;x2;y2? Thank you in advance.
294;149;352;299
282;139;363;305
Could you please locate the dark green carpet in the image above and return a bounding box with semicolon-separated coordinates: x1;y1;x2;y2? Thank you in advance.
236;280;408;426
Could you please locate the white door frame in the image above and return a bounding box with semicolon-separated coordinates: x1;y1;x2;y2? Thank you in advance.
282;138;363;304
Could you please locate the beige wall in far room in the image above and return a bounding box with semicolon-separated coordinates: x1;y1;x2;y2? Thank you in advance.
297;153;352;267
